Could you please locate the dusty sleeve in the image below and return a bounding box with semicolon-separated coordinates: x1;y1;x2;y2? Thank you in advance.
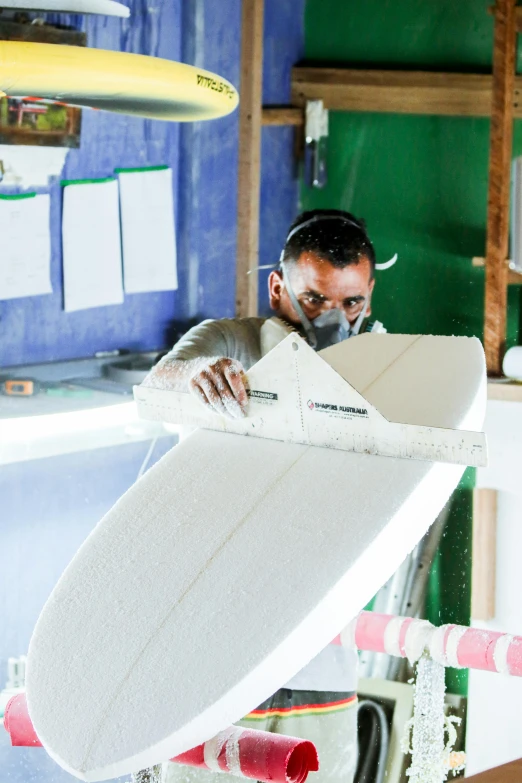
164;320;231;361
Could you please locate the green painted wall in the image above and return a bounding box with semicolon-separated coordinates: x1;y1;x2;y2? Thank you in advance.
426;470;474;695
302;0;522;694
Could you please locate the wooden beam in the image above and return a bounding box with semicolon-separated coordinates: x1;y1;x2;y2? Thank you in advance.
291;67;522;118
471;488;498;622
499;3;522;32
484;0;517;375
262;106;304;126
516;5;522;31
488;379;522;400
0;19;85;45
235;0;264;318
472;256;522;284
465;758;522;783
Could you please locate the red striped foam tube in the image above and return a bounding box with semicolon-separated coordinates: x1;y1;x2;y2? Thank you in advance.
4;694;319;783
341;611;522;676
3;693;41;747
173;726;318;783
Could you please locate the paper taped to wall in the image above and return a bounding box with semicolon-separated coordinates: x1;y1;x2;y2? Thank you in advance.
62;178;124;312
0;193;52;301
117;166;177;294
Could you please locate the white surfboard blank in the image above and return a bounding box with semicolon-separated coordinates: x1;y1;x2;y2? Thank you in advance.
1;0;129;16
25;334;486;781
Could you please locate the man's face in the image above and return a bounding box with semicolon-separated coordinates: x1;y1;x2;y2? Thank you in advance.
268;251;375;330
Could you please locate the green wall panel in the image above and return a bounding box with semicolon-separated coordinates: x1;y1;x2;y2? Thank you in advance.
305;0;495;68
302;0;521;695
302;0;522;345
301;112;522;341
426;472;475;696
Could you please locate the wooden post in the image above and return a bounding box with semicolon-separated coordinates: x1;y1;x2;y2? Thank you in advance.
235;0;264;318
484;0;517;375
471;488;498;622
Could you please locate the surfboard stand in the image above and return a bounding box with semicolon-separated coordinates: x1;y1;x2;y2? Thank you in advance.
3;696;319;783
8;612;522;783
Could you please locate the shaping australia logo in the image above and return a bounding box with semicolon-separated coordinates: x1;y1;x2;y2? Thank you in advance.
307;399;369;418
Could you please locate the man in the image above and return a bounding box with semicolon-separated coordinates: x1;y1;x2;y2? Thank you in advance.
144;209;386;783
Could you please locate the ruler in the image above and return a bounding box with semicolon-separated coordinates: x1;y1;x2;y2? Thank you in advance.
134;334;487;468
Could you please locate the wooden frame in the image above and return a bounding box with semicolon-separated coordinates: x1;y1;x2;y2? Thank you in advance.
262;106;304;126
472;257;522;285
484;0;517;376
291;67;522;118
235;0;264;318
237;3;521;372
0;18;85;46
471;488;498;622
0;97;82;149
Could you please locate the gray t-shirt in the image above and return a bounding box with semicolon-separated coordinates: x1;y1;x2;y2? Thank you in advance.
165;317;267;370
166;316;359;693
166;313;385;368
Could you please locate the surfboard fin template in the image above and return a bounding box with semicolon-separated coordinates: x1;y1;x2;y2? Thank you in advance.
134;333;487;468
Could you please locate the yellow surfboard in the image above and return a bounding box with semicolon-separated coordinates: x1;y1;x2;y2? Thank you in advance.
0;0;129;16
0;41;238;122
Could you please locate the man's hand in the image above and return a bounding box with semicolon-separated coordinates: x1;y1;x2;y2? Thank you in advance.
188;357;248;419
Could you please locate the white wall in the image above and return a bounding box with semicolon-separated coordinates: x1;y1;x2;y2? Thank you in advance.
466;401;522;775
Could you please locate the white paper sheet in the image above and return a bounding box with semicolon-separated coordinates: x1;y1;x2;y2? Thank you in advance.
118;167;178;294
0;193;52;301
0;146;69;188
62;178;124;312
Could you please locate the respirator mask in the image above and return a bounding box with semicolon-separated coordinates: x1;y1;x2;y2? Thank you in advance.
280;262;368;351
261;213;396;351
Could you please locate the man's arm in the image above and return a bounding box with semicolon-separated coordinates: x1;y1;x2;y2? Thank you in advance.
142;321;248;419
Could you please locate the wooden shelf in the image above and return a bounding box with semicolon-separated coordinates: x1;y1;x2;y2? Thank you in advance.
487;379;522;401
262;106;304;126
291;67;522;118
472;256;522;285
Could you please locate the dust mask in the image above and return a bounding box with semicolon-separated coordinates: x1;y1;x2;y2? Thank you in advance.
281;263;368;350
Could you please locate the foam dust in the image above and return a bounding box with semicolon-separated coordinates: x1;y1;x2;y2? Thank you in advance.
131;766;162;782
402;655;465;783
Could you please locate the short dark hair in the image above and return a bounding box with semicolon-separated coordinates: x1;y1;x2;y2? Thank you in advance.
281;209;376;278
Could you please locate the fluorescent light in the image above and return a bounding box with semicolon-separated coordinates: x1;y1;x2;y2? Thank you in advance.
0;403;178;465
1;402;136;442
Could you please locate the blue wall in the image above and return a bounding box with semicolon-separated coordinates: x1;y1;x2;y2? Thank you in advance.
0;436;177;782
0;0;304;366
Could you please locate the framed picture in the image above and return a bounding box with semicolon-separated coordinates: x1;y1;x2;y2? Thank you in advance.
0;18;85;148
0;97;82;148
